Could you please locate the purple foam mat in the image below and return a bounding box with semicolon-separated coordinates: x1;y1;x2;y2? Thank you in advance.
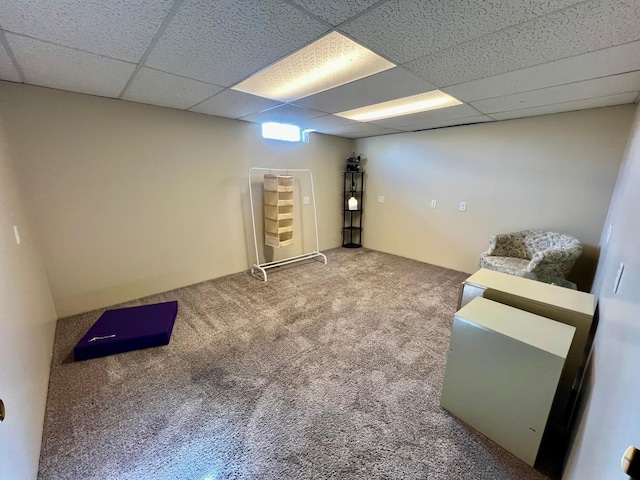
74;300;178;361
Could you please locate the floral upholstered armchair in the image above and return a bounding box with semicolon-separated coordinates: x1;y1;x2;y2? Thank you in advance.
479;230;582;286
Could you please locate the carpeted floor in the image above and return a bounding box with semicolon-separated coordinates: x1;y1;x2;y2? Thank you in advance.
39;248;556;479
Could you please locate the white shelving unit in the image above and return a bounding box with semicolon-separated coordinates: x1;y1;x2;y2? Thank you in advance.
248;167;327;282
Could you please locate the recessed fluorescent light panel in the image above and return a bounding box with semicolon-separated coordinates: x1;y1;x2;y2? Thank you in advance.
335;90;463;122
232;32;395;103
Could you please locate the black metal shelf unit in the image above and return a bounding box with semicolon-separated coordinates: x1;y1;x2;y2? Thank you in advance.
342;171;364;248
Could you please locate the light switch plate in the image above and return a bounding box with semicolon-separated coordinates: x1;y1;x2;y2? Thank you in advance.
614;262;624;294
378;195;385;203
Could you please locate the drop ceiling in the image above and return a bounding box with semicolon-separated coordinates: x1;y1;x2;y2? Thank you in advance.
0;0;638;139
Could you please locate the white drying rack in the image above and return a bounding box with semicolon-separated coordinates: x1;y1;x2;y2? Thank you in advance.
248;167;327;281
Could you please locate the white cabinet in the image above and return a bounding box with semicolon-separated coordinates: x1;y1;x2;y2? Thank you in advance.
441;297;574;466
458;268;595;421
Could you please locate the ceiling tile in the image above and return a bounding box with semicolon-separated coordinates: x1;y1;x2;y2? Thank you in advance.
241;104;326;125
369;103;481;129
2;0;637;125
406;0;640;87
0;39;21;82
444;41;640;102
471;71;640;114
342;0;582;65
293;67;438;113
123;68;223;110
298;114;359;131
290;0;380;26
321;123;403;138
396;115;494;132
145;0;330;87
6;34;135;98
189;89;281;119
0;0;173;62
488;92;638;121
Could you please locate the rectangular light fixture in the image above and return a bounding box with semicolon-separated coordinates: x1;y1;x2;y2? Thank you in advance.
232;32;395;103
335;90;463;122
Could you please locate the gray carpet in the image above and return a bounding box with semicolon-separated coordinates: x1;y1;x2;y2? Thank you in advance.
39;248;554;479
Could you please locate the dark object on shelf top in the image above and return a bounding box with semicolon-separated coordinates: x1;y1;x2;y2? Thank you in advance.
346;153;361;171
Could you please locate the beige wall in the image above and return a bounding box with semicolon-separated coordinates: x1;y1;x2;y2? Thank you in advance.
354;106;634;288
0;100;57;479
2;78;638;477
563;103;640;479
0;82;351;317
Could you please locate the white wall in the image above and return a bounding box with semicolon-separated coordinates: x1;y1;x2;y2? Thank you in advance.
563;103;640;479
354;106;634;288
0;99;57;479
0;82;351;317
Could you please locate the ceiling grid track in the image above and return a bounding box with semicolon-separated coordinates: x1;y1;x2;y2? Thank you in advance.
399;0;596;69
117;0;185;99
0;29;26;83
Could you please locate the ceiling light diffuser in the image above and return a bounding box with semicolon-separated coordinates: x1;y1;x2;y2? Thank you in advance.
231;32;395;103
335;90;463;122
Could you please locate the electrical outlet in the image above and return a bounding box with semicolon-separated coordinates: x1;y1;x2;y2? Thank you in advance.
459;202;467;212
378;195;385;203
431;200;437;208
303;196;310;205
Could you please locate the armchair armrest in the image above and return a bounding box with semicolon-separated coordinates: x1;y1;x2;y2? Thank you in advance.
528;246;583;277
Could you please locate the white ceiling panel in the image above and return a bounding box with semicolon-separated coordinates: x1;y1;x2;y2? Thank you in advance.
123;68;223;110
6;34;135;98
322;123;403;138
370;103;481;129
406;0;640;87
290;0;379;26
145;0;330;87
1;0;639;139
189;89;282;119
298;114;359;131
488;92;639;121
341;0;582;65
444;41;640;102
472;71;640;114
241;104;325;125
0;37;21;82
293;67;438;113
0;0;173;62
396;115;494;132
